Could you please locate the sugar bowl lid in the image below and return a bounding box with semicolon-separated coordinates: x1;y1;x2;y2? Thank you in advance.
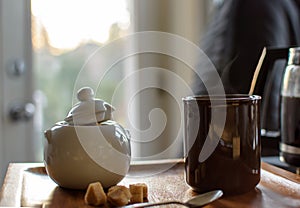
64;87;114;125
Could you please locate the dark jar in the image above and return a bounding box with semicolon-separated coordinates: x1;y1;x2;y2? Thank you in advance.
183;94;261;195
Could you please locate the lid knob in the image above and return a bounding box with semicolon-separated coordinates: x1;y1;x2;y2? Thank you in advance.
77;87;94;102
64;86;114;125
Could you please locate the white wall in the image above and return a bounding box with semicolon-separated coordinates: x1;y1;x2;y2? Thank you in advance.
128;0;214;160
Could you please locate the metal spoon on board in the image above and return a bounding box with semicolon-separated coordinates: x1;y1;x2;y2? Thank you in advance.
121;190;223;208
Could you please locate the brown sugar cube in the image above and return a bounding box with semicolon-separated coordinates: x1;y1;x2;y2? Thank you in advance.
107;185;132;206
129;184;144;203
84;182;107;206
108;185;132;198
130;193;143;204
129;184;143;194
133;183;148;198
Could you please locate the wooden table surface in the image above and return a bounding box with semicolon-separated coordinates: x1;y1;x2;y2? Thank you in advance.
0;159;300;207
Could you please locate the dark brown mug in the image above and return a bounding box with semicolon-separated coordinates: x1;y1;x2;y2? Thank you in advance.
183;94;261;195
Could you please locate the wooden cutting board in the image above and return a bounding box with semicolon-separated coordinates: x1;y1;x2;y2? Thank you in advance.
0;160;300;207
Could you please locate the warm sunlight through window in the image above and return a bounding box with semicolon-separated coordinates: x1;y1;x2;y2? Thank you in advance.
31;0;130;131
31;0;130;53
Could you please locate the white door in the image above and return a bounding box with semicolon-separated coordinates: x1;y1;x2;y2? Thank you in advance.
0;0;42;185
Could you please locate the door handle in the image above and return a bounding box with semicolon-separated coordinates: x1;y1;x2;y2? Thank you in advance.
9;102;35;122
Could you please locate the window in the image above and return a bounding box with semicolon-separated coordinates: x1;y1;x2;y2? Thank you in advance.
31;0;131;130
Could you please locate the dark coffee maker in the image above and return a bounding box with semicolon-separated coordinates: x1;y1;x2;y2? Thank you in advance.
250;47;300;171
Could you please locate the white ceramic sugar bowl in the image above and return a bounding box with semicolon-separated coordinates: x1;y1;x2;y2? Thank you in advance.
44;87;131;190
